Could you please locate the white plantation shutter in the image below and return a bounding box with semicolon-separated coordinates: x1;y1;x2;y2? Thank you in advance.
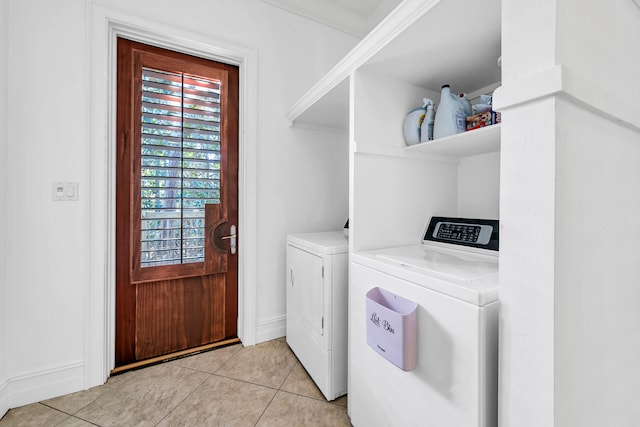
140;68;222;267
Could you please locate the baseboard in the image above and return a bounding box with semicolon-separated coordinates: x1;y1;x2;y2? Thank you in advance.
256;315;286;344
0;377;9;419
0;361;85;415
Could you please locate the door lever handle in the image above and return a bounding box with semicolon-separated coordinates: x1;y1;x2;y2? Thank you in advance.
221;225;237;254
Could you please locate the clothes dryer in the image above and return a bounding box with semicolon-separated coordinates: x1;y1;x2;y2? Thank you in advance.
286;231;349;401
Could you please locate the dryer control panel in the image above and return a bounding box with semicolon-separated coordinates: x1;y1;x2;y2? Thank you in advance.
423;217;499;251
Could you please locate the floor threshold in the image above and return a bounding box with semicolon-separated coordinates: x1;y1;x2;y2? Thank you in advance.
111;337;241;375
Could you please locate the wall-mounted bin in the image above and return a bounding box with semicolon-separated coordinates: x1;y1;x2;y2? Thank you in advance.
365;287;418;371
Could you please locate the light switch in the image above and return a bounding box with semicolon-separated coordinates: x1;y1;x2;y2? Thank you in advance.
65;183;76;198
52;182;79;201
55;184;65;199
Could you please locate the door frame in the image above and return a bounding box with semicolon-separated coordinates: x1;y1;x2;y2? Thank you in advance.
88;3;258;387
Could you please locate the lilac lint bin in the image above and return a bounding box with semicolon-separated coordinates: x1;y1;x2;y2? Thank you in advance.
365;287;418;371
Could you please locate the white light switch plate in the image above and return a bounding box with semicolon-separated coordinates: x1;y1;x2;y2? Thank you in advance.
52;182;79;201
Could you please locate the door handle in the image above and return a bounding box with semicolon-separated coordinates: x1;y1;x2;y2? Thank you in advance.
221;225;237;255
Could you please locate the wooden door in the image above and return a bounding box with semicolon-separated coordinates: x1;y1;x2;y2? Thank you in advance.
115;39;239;367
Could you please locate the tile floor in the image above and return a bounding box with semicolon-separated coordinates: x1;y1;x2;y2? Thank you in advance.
0;338;351;426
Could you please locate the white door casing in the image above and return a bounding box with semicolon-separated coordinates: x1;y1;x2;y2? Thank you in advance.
88;2;258;387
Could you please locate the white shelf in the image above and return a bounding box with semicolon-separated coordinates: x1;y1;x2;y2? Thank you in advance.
354;124;500;161
354;145;459;163
288;78;350;132
287;0;501;130
405;124;501;158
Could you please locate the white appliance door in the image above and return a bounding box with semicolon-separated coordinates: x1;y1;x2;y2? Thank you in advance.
349;262;498;427
289;246;325;336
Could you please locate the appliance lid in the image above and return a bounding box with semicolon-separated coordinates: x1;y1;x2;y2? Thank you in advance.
375;243;498;282
287;231;348;254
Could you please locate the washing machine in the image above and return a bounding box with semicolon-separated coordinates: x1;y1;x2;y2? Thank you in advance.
349;217;499;427
286;231;349;401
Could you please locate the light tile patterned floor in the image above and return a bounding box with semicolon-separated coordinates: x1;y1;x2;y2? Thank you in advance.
0;338;350;426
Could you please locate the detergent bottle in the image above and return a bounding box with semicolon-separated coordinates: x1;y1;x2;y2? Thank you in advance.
420;98;435;143
433;85;472;139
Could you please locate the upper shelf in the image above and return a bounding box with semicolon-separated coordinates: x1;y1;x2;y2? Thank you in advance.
287;0;502;130
405;123;501;157
354;123;501;162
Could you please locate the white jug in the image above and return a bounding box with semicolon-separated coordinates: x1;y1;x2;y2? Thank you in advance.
433;85;472;139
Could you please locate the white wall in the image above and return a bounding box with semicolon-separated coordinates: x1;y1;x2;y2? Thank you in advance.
1;0;356;411
0;0;10;418
553;1;640;425
554;98;640;426
497;0;640;425
500;0;556;86
6;0;89;395
457;151;500;220
557;0;640;105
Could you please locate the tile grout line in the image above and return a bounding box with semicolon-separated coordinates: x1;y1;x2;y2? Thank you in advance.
64;415;102;427
156;342;290;426
254;352;297;427
153;344;249;426
155;346;268;426
252;390;279;427
41;392;107;424
35;403;100;427
285;354;348;406
39;402;75;417
44;364;141;424
152;367;215;426
172;344;287;390
252;357;298;427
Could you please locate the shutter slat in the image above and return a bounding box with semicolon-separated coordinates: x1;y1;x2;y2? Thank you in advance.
183;97;220;113
142;136;183;147
143;80;182;97
143;68;182;84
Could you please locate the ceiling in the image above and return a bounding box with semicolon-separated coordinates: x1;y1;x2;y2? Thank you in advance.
325;0;384;17
261;0;402;37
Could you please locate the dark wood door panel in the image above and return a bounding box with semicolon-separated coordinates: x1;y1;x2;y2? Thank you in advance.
134;274;226;360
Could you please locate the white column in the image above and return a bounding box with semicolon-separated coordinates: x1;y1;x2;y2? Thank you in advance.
497;0;640;425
